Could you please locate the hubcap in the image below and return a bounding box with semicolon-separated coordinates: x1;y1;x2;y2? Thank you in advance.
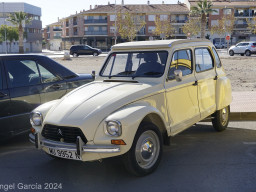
220;107;229;126
135;130;160;169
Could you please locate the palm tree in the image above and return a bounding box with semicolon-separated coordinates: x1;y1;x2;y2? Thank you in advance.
7;12;32;53
191;0;216;39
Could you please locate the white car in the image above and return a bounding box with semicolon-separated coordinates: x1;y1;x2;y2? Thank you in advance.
29;39;232;176
229;42;256;56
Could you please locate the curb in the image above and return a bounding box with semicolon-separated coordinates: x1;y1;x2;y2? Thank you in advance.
230;112;256;121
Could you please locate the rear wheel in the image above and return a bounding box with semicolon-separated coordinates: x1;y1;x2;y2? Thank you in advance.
245;50;251;56
212;105;230;132
122;122;163;176
229;50;234;56
73;53;78;57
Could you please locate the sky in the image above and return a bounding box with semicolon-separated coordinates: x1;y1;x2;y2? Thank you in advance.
3;0;184;27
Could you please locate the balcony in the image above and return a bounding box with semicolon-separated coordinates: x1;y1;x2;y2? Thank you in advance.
73;32;78;36
84;19;107;24
234;12;250;17
73;21;78;25
84;31;107;35
66;23;69;27
171;19;188;23
66;33;69;36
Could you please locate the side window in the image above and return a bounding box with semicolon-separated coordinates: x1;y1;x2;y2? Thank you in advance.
168;49;192;79
195;48;214;72
5;60;40;88
212;47;221;68
38;64;61;83
84;46;89;50
0;65;2;90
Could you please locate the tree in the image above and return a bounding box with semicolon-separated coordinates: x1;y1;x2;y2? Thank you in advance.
247;17;256;34
116;12;146;42
0;25;19;52
7;11;32;53
153;16;174;39
210;15;235;40
182;17;201;38
191;0;216;39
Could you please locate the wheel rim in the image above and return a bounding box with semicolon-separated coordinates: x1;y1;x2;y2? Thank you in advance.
229;51;234;56
135;130;160;169
246;51;250;56
220;107;229;126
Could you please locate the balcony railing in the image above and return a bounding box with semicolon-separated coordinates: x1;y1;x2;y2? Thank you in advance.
66;33;69;36
73;21;78;25
53;36;62;39
66;23;69;27
84;19;107;24
171;19;188;23
84;31;107;35
53;28;62;31
234;24;248;28
234;12;250;17
73;32;78;35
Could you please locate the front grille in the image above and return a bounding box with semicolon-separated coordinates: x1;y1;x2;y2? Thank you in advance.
42;124;87;144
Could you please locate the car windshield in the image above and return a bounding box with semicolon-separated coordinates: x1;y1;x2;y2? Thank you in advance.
100;51;168;78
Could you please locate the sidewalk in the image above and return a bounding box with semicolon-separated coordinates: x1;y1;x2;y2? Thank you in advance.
230;92;256;121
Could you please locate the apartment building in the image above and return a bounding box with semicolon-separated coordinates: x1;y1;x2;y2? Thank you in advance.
0;2;42;53
44;21;62;51
60;2;189;50
185;0;256;44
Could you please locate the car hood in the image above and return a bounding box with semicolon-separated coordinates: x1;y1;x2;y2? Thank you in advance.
44;81;163;140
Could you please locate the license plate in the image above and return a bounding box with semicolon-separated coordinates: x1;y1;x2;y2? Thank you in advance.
48;148;81;160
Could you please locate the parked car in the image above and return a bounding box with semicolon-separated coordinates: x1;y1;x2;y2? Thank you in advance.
0;54;94;139
229;41;256;56
214;42;227;49
30;39;232;176
70;45;102;57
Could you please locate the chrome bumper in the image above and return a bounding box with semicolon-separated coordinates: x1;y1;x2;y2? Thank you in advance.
29;133;120;154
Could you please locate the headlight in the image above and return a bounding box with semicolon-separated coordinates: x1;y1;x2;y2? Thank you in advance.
30;112;43;126
105;120;122;137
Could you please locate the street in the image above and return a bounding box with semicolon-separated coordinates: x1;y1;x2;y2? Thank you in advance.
1;123;256;192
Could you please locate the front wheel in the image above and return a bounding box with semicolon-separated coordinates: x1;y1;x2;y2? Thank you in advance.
73;53;79;57
229;50;234;56
93;52;98;56
212;105;230;132
122;122;163;176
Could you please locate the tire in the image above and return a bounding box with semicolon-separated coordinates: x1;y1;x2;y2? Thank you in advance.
240;54;244;56
212;105;230;132
229;50;234;56
93;52;98;56
73;53;78;57
245;50;251;56
122;122;163;176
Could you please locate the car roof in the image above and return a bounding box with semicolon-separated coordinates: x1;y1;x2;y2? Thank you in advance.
111;39;212;50
0;54;47;58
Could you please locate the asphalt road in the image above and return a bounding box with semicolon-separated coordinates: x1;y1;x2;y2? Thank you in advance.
0;123;256;192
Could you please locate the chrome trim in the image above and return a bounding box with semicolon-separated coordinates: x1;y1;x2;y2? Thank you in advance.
29;133;120;153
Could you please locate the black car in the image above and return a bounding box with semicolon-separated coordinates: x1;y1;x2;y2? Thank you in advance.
0;54;94;139
70;45;102;57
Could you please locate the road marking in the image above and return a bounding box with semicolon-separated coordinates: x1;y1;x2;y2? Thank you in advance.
243;142;256;145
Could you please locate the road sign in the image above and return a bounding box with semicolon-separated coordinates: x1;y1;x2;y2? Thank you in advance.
226;35;230;41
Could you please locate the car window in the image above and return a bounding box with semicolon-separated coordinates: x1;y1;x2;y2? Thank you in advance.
5;59;40;88
242;43;249;46
168;49;192;80
212;48;221;68
38;64;61;83
84;46;89;50
195;48;214;72
253;43;256;46
237;43;243;46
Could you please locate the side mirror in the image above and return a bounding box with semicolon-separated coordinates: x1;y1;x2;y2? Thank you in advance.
174;70;182;82
91;70;96;80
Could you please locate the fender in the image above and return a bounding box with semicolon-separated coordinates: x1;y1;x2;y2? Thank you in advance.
93;102;167;159
216;76;232;110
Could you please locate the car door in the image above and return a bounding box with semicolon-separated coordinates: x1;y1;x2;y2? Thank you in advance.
4;58;43;135
235;43;243;53
165;48;200;135
0;60;12;137
83;46;92;55
194;47;217;119
36;60;67;104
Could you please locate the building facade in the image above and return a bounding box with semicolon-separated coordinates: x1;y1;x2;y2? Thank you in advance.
45;21;62;51
59;2;189;50
0;2;42;53
185;0;256;44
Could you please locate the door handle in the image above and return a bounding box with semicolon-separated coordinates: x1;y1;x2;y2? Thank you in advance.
51;84;62;89
192;81;198;86
0;92;7;98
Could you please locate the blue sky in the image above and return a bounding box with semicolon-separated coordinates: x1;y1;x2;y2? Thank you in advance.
3;0;184;27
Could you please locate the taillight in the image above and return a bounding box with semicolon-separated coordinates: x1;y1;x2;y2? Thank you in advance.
251;45;256;48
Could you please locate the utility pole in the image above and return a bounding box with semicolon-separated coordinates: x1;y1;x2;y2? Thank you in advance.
2;2;7;54
114;0;117;45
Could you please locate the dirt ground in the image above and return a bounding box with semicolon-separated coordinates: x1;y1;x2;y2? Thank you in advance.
53;55;256;92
